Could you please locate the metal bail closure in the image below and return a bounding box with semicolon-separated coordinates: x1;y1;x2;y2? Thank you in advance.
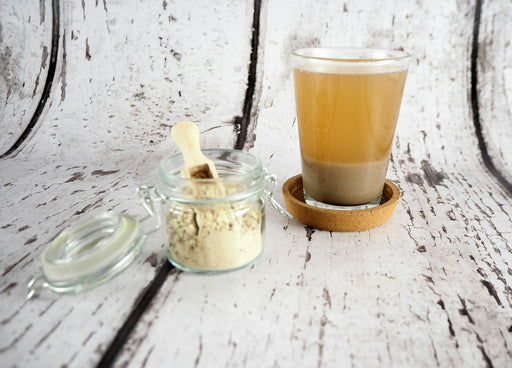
264;171;293;219
27;212;146;299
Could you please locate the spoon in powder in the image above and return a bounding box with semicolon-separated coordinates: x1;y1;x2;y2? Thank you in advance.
171;121;220;179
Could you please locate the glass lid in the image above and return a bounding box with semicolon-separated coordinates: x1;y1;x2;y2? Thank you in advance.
27;212;146;298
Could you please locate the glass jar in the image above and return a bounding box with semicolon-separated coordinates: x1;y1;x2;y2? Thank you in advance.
139;149;279;273
27;149;289;298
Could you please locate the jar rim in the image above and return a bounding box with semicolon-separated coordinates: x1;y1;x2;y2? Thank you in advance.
157;148;265;203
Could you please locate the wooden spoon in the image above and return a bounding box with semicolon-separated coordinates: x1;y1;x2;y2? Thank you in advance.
170;121;219;179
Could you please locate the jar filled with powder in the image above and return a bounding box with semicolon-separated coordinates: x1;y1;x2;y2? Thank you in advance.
153;149;267;273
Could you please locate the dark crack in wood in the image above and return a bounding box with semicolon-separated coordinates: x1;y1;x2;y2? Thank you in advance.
234;0;261;149
481;279;503;306
478;344;495;368
0;0;60;159
95;261;175;368
470;0;512;196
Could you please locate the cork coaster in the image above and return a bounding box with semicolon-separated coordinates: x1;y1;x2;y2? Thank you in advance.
282;174;400;232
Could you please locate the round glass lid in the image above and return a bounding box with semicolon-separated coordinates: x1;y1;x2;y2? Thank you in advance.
28;212;146;298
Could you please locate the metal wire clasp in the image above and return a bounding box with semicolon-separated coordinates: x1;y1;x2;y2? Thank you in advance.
26;275;47;300
136;185;162;235
264;171;292;219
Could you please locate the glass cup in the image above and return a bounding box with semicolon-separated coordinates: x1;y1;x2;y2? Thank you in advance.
290;47;410;210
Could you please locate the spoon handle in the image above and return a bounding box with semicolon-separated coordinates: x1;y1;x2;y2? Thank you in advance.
171;121;219;179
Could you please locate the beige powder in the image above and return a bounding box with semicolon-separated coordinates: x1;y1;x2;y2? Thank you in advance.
166;183;263;271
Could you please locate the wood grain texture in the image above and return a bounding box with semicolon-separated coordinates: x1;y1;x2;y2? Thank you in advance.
113;0;512;367
476;0;512;186
1;0;512;367
0;0;52;155
0;0;253;366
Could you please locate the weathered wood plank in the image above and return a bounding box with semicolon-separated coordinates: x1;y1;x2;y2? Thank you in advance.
114;0;512;367
0;0;52;155
0;0;253;366
2;0;512;367
477;0;512;186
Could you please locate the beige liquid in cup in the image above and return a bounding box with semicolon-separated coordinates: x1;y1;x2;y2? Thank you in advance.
293;66;407;206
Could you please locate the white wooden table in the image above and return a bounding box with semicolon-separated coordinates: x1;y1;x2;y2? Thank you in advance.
1;0;512;367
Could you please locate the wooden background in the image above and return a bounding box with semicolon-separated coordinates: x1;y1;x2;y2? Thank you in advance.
1;0;511;367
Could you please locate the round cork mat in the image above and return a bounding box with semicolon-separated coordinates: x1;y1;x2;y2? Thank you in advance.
282;175;400;232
